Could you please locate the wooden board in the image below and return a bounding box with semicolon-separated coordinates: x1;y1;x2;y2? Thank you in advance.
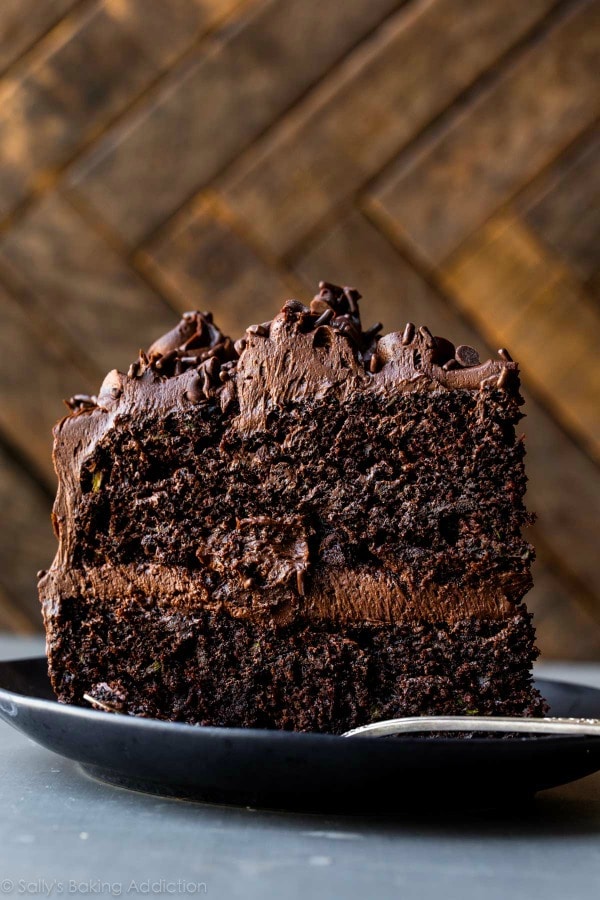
0;445;54;629
0;583;37;634
0;2;160;218
104;0;245;69
0;192;178;376
0;0;78;74
370;0;600;265
0;284;93;487
220;0;556;257
520;127;600;285
69;0;403;243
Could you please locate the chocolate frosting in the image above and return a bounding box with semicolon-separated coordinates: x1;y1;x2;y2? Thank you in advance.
65;282;518;415
47;282;523;629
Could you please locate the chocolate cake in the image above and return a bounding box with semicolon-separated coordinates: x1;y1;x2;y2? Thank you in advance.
39;282;545;732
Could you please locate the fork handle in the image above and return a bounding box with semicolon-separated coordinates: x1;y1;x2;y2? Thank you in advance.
342;715;600;738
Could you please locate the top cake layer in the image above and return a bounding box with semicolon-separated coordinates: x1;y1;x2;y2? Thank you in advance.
45;283;532;629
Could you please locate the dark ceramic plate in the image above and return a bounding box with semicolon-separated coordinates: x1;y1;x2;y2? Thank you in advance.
1;656;600;813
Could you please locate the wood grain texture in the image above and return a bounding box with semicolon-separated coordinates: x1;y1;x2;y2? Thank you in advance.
0;284;93;487
0;584;37;634
520;127;600;284
370;0;600;265
0;0;78;73
69;0;403;243
528;549;600;660
0;1;159;217
143;194;298;337
105;0;245;68
0;446;54;628
221;0;556;257
0;0;598;655
0;193;178;376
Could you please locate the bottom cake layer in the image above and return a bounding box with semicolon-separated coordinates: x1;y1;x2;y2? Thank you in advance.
45;596;546;733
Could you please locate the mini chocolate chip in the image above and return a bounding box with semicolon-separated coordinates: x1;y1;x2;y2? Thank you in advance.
455;344;480;367
497;368;510;389
247;323;269;337
234;338;247;356
418;325;435;348
155;349;177;371
443;359;460;371
313;308;335;328
283;299;307;313
184;375;204;403
204;356;220;377
66;394;98;411
401;323;415;345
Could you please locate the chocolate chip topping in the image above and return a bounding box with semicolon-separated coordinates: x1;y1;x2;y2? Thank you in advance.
143;310;236;381
455;344;481;367
62;281;519;421
401;323;415;345
65;394;98;412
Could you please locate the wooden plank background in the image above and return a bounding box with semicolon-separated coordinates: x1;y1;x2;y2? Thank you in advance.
0;0;598;657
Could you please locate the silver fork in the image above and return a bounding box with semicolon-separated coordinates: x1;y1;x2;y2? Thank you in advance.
342;716;600;738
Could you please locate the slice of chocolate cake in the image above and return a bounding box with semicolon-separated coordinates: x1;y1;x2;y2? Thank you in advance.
40;282;545;732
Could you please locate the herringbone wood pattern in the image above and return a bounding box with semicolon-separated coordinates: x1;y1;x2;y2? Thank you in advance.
0;0;598;657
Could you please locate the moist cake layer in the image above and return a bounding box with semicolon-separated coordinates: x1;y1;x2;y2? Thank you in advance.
45;386;531;628
47;595;544;732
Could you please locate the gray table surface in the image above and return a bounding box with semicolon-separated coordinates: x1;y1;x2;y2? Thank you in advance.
0;635;599;899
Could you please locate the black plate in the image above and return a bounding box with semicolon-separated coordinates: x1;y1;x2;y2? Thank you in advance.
1;656;600;813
